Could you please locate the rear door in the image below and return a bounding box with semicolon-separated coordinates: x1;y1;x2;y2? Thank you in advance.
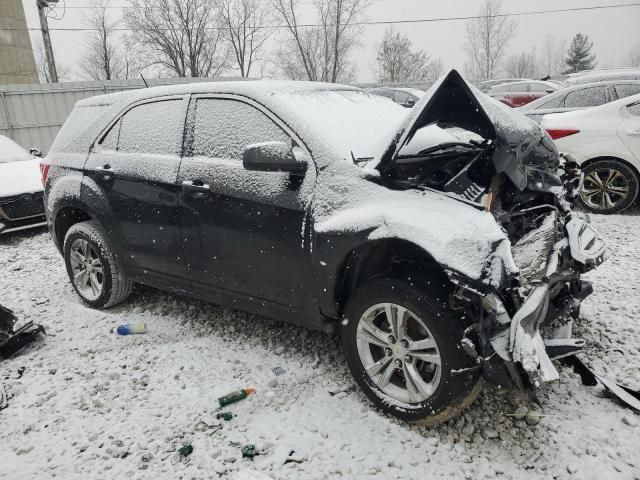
177;95;318;313
84;96;190;287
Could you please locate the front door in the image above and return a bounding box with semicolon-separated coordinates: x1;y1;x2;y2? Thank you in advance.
177;95;317;314
84;96;190;287
618;99;640;163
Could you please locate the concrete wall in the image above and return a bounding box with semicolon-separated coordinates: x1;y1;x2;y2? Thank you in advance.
0;0;39;85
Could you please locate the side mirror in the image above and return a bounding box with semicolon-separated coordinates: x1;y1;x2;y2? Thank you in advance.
545;89;555;94
30;147;43;158
243;141;307;174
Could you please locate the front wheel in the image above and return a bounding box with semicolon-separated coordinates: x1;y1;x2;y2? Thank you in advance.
579;159;639;214
341;277;482;425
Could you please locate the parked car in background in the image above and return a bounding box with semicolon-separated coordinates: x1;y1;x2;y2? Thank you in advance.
367;87;424;107
542;93;640;214
563;68;640;87
0;135;46;234
488;80;557;107
518;80;640;124
43;71;607;424
477;78;527;93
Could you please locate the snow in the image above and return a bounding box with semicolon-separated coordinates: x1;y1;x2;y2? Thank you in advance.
0;158;42;197
1;211;638;479
0;135;33;164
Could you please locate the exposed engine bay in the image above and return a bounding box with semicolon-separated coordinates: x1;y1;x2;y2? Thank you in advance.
375;71;611;393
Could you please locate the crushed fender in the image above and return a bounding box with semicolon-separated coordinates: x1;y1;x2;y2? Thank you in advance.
563;355;640;411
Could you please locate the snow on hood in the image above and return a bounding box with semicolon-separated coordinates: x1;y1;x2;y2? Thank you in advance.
0;158;42;197
314;160;518;287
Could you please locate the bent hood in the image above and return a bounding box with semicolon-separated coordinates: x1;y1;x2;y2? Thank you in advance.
375;70;559;191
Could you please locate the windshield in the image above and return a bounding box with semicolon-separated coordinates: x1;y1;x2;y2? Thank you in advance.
0;135;32;163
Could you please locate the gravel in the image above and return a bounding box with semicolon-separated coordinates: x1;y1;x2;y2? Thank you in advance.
0;211;639;480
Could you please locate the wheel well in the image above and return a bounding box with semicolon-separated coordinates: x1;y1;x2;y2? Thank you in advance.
54;206;92;249
336;239;451;316
581;156;640;177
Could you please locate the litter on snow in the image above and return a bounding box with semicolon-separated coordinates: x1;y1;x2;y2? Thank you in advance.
218;387;256;408
115;323;147;335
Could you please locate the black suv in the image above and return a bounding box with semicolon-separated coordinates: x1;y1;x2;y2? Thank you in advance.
44;71;609;424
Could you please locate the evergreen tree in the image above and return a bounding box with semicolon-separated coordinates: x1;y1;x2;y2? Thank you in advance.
564;33;596;73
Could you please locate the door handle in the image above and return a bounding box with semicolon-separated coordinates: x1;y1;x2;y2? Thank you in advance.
96;164;112;171
626;129;640;136
182;180;210;192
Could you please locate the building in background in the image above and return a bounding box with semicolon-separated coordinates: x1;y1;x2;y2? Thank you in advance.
0;0;38;85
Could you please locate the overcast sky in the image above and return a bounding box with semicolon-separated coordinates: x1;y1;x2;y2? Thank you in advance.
21;0;640;82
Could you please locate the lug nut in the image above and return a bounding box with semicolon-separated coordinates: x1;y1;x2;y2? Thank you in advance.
388;336;396;344
394;359;402;367
400;339;409;348
385;348;392;356
404;355;412;364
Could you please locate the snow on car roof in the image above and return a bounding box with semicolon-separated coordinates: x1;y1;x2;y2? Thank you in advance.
68;80;409;167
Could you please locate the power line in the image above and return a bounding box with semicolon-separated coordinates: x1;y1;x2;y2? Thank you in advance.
9;1;640;31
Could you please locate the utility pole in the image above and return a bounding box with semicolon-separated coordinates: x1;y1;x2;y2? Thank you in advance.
36;0;59;83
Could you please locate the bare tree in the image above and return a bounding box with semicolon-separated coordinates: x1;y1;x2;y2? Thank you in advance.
375;27;432;82
216;0;272;77
504;50;539;78
627;43;640;67
124;0;229;78
271;0;370;82
426;58;444;83
34;41;69;83
464;0;517;80
540;34;567;77
79;0;125;80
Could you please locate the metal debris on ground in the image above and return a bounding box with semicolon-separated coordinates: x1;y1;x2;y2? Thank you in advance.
218;387;256;408
563;355;640;411
272;366;285;376
0;383;7;411
216;412;234;421
241;444;258;459
0;304;46;360
178;445;193;457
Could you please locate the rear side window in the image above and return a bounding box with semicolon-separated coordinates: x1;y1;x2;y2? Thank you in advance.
615;84;640;99
117;100;184;155
563;87;608;108
191;98;290;160
536;94;563;109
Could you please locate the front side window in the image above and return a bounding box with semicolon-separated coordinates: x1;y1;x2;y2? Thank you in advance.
530;83;551;93
117;100;184;155
535;94;563;109
191;98;290;160
564;87;608;108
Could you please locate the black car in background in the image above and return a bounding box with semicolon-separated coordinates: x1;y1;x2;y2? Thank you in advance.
42;72;608;425
366;87;424;107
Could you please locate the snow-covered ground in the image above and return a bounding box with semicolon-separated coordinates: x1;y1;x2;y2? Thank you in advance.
1;213;638;480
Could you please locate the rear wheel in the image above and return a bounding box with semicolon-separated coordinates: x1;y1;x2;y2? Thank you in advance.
63;221;133;309
341;277;482;425
579;159;638;214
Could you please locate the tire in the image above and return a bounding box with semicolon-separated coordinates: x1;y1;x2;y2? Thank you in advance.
579;159;639;214
341;277;482;425
63;221;133;309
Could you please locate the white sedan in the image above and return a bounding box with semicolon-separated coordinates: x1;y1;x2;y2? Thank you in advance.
541;93;640;214
0;135;46;234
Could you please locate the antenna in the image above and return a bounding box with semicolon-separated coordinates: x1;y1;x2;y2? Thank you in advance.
140;74;149;88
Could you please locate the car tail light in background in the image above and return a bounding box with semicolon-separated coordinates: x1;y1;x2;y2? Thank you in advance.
546;129;580;140
39;162;51;188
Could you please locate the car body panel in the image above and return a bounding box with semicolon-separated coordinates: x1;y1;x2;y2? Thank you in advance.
541;93;640;172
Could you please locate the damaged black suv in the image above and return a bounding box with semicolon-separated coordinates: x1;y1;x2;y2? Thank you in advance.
43;71;609;424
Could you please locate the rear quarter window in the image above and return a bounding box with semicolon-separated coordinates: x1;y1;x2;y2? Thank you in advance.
563;87;608;108
50;104;112;154
615;84;640;99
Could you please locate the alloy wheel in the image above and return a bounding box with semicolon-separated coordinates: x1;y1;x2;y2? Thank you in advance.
355;303;442;404
69;238;104;301
580;167;630;211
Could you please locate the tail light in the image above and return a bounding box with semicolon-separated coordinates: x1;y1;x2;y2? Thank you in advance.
39;162;51;188
546;129;580;140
